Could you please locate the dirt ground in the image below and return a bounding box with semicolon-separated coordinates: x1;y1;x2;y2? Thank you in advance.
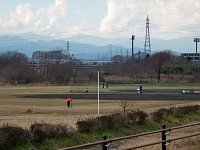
24;92;200;100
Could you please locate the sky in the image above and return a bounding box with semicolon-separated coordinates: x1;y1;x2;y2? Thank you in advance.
0;0;200;39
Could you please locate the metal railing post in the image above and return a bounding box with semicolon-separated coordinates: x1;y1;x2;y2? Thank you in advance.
59;122;200;150
162;124;167;150
102;134;107;150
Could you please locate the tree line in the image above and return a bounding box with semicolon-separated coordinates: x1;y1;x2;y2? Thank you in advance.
0;50;199;84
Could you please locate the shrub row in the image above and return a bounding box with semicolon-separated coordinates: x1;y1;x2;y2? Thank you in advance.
76;110;148;133
31;122;74;143
0;123;74;149
0;124;29;149
1;105;200;148
77;105;200;133
151;105;200;121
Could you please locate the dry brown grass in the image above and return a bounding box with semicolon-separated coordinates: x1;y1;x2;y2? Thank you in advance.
0;85;199;130
1;85;200;149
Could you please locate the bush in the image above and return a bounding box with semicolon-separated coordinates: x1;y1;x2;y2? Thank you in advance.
76;118;96;133
127;110;148;124
30;122;74;143
151;108;173;121
97;115;115;129
0;124;29;149
26;109;33;114
98;113;125;129
172;105;200;118
151;105;200;121
76;111;148;133
76;113;127;133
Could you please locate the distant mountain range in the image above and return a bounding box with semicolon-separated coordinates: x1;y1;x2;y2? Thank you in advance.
0;32;197;59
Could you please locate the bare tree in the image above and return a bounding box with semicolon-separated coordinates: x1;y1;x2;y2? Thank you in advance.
0;51;30;84
149;51;172;83
119;98;132;117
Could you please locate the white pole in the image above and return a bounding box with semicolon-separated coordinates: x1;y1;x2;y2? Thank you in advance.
98;71;100;115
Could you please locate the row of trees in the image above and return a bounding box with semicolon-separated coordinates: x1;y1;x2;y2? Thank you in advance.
0;50;199;84
104;51;200;83
0;51;76;84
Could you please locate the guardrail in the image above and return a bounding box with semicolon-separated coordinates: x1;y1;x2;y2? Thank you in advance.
59;122;200;150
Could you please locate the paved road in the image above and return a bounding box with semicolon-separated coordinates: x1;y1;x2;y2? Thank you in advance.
24;93;200;101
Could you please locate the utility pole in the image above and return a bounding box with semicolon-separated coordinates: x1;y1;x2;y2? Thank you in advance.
131;35;135;61
194;38;200;53
144;15;151;55
110;47;112;60
138;50;141;62
66;41;70;55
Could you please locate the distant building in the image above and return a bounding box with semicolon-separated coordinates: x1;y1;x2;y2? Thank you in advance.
81;60;113;66
181;53;200;62
32;50;71;63
30;50;73;72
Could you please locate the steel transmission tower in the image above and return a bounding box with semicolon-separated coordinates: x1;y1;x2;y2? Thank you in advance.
66;41;70;55
144;16;151;55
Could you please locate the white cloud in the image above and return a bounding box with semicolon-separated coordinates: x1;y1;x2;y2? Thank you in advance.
0;0;68;35
47;0;67;27
100;0;200;39
1;0;200;39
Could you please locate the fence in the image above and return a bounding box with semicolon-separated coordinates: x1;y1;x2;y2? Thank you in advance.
59;122;200;150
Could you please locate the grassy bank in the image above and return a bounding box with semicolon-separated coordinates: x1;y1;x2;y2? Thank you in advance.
78;110;200;142
2;105;200;150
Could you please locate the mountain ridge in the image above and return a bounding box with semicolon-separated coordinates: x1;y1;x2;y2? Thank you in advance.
0;33;197;59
